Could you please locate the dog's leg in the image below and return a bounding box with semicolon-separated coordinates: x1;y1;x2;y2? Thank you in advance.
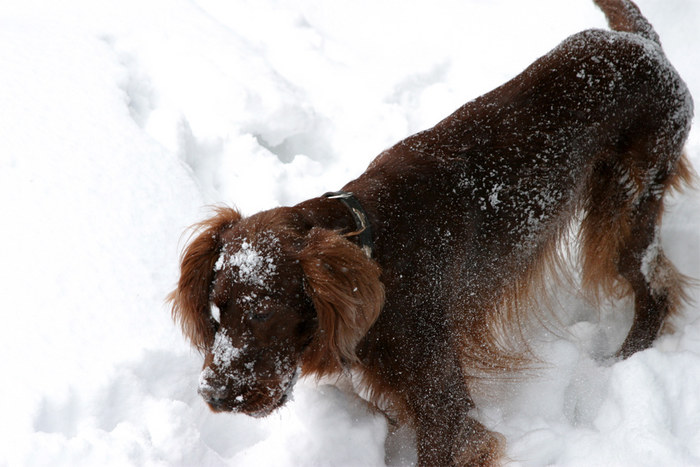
614;186;686;358
452;416;505;467
407;362;503;466
581;144;688;359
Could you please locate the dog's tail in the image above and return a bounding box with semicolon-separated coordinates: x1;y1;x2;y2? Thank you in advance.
593;0;660;44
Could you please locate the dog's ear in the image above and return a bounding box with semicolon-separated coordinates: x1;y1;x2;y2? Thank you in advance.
299;227;384;375
168;207;241;352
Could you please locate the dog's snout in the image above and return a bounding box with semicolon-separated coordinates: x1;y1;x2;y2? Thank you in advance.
198;382;230;409
197;383;227;401
198;366;230;407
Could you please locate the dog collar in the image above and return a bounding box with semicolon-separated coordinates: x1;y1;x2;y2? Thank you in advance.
323;191;374;258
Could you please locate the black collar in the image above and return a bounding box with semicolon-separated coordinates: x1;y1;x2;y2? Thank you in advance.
323;191;374;258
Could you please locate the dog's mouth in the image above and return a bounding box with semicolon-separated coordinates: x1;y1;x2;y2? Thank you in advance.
205;367;299;417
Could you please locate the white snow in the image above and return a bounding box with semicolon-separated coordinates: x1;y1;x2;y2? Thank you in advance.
226;241;278;288
641;227;662;286
212;330;244;370
216;238;280;289
211;303;221;324
2;0;699;465
489;183;505;210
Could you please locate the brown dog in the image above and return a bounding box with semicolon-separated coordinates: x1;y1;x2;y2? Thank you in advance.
169;0;693;464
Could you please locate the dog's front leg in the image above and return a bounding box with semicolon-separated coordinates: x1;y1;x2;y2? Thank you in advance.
407;365;503;466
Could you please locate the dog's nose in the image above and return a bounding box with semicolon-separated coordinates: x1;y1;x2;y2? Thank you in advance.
198;367;230;408
198;383;229;408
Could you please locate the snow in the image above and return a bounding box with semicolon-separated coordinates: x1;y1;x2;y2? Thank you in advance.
218;240;278;288
641;227;661;287
1;0;699;465
211;303;221;324
211;330;244;370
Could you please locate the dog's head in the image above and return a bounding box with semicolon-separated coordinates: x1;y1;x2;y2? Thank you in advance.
169;207;383;416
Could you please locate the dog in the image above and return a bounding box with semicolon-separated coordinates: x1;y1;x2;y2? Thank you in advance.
169;0;693;464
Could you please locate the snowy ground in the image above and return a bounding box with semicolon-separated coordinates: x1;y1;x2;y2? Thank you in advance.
2;0;699;465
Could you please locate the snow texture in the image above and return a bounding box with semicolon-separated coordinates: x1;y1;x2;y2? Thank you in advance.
2;0;700;466
212;330;244;370
641;227;662;287
217;240;278;288
211;303;221;324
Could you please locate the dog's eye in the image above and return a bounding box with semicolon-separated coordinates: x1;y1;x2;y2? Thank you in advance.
248;296;274;322
250;309;273;322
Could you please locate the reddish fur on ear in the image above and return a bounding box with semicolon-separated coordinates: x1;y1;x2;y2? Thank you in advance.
167;206;242;352
299;228;384;376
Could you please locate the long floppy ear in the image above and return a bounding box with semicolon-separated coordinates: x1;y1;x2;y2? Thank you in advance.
167;207;242;352
299;227;384;375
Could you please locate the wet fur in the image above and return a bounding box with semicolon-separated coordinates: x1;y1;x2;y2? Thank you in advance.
169;1;694;465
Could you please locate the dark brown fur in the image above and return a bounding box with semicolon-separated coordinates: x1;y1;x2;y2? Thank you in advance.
169;1;693;464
